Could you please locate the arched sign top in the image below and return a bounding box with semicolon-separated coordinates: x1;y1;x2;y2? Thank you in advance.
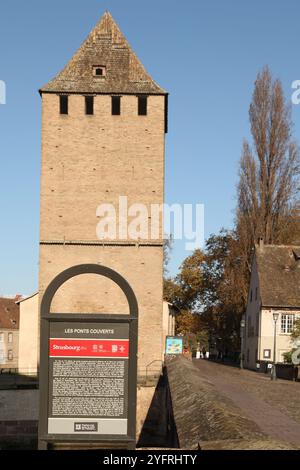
41;263;138;319
39;263;138;448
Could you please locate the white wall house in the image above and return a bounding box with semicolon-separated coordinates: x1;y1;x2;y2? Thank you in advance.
244;241;300;370
17;293;39;376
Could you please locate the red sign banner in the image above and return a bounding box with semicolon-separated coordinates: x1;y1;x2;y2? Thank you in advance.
49;339;129;358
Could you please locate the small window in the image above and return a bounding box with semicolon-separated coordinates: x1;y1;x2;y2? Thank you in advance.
281;314;294;334
0;332;3;343
93;66;106;77
250;289;253;302
85;96;94;115
138;96;148;116
8;350;13;361
112;96;121;115
8;332;13;343
263;349;271;359
60;95;68;115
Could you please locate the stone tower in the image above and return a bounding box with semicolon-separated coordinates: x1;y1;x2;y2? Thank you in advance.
39;12;168;437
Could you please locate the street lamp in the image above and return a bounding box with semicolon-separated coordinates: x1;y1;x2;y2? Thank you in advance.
271;312;279;380
240;317;245;369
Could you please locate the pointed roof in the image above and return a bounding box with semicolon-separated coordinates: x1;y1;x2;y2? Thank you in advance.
40;12;166;95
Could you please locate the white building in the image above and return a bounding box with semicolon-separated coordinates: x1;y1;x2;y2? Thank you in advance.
244;240;300;370
17;293;39;376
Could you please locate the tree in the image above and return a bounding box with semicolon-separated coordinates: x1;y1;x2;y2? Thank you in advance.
164;234;244;355
282;319;300;364
163;250;205;352
237;66;300;258
291;318;300;342
200;230;245;355
164;67;300;359
163;249;204;310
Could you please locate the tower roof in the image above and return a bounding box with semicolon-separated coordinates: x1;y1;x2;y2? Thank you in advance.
40;12;167;95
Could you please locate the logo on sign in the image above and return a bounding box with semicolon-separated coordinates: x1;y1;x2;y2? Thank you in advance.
74;422;98;432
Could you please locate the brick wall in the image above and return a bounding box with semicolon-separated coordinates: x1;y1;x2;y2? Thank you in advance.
39;93;166;431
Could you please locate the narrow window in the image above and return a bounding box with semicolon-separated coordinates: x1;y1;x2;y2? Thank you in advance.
8;332;13;343
112;96;121;115
138;96;148;116
8;350;13;361
60;95;68;115
250;289;253;302
85;96;94;115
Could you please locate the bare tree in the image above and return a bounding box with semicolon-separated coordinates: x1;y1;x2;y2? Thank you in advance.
237;66;300;253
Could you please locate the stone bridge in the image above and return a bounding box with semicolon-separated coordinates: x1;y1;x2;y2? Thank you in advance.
1;356;300;449
165;356;300;450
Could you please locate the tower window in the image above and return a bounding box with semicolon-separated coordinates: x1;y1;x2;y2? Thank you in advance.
112;96;121;115
60;95;68;115
138;96;148;116
93;66;106;77
85;96;94;115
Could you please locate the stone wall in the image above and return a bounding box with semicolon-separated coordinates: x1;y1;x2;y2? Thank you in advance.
39;92;166;435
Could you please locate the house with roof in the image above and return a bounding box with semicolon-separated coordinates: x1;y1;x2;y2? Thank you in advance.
243;240;300;370
0;297;20;371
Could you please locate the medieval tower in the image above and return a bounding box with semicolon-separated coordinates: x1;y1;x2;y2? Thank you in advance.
38;12;168;440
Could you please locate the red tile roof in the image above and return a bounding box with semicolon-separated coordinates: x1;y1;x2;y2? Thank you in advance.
0;297;20;329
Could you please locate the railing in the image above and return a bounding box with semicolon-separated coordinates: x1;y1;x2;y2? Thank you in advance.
137;360;163;386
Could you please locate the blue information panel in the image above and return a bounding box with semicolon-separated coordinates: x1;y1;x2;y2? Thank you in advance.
165;336;183;355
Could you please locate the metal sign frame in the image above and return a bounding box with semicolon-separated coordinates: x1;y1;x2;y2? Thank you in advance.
38;264;138;450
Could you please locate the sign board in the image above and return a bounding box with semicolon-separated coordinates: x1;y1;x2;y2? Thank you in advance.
48;322;129;436
38;264;138;450
165;336;183;355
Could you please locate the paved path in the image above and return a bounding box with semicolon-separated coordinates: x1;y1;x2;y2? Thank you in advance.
193;360;300;447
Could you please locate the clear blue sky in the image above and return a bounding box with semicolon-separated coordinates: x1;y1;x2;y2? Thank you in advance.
1;0;300;294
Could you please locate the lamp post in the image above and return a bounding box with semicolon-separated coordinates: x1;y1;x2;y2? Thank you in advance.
271;312;279;381
240;317;245;369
